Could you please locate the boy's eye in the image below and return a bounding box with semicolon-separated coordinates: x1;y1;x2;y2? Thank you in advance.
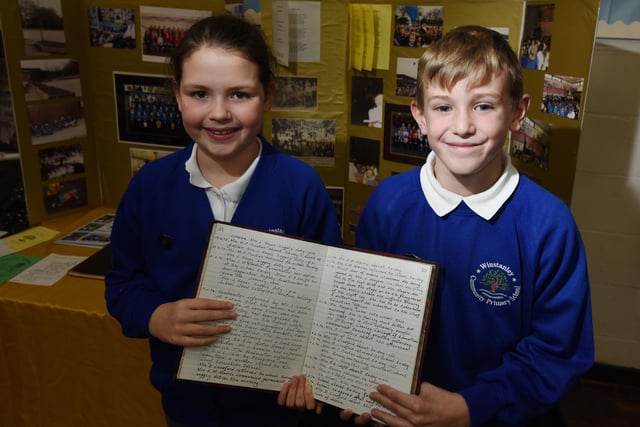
434;105;451;112
475;103;494;111
192;90;207;99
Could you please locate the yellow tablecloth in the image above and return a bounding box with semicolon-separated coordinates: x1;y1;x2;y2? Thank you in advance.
0;208;164;427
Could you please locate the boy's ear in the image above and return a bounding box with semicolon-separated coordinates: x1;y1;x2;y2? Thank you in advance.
509;94;531;132
410;100;428;134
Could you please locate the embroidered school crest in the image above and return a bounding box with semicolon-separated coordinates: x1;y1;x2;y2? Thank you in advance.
469;262;520;306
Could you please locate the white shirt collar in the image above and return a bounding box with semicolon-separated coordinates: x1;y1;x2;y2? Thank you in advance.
185;140;261;202
419;150;519;220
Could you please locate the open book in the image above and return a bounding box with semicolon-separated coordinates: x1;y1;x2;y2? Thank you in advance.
177;222;437;416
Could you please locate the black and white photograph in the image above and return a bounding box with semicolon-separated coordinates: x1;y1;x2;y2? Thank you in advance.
88;7;136;49
271;117;336;168
19;0;66;56
113;72;188;147
21;58;81;101
38;143;84;180
27;99;86;145
272;76;318;111
384;103;429;165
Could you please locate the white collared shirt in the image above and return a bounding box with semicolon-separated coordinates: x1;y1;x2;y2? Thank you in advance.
185;141;261;221
419;150;519;221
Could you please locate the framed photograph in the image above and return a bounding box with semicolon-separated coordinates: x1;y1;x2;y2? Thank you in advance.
383;103;429;165
113;72;188;147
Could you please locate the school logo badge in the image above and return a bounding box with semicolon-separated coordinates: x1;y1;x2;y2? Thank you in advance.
469;262;520;306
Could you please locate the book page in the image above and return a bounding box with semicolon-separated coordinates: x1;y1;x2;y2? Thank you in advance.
304;247;433;415
177;223;327;390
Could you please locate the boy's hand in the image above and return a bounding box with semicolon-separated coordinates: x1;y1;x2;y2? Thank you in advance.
366;382;471;427
148;298;236;346
277;375;324;414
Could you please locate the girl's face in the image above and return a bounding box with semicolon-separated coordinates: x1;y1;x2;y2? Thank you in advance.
174;47;272;167
411;73;529;195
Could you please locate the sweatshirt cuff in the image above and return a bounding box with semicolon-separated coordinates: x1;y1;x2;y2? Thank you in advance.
459;383;502;426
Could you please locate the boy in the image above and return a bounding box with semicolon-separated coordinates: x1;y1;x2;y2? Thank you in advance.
353;26;594;426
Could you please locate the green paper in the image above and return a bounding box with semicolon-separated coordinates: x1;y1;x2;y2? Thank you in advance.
0;254;42;284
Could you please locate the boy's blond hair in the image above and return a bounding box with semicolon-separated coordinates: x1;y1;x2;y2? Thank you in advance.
415;25;524;109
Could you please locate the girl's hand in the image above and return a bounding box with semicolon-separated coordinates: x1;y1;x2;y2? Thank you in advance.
149;298;236;346
277;375;324;414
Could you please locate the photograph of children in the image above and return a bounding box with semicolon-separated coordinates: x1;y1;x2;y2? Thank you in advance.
88;7;135;49
384;103;430;165
271;118;336;168
519;3;554;71
19;0;66;56
42;177;87;213
542;73;583;121
393;5;444;47
396;57;418;98
325;186;344;233
351;76;383;128
113;72;188;147
348;137;380;187
130;147;172;176
38;143;84;181
511;116;552;170
21;58;81;102
27;99;86;145
140;6;211;63
272;76;318;111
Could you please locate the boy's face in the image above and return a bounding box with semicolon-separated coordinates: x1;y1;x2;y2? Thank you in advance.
411;72;529;195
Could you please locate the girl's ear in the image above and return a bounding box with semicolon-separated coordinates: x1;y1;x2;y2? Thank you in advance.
172;79;183;112
410;100;428;134
263;82;275;112
509;94;531;132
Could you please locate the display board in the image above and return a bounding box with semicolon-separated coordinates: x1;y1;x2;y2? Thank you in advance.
0;0;599;243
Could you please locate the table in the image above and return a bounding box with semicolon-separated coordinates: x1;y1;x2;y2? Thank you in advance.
0;208;164;427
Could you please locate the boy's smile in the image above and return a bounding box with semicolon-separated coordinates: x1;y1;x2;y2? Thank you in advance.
412;73;529;196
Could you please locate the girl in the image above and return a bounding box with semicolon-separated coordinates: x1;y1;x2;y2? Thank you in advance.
105;15;342;427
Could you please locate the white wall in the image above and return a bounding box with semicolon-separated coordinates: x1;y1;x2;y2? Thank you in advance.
571;38;640;369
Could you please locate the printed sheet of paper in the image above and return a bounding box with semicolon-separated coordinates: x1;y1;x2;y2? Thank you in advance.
272;1;289;66
0;226;59;256
287;1;321;63
10;253;86;286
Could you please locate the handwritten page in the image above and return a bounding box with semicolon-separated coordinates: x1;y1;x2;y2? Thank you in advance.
305;247;433;415
179;223;327;390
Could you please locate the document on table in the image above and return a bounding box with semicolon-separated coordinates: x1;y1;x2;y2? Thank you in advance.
10;253;86;286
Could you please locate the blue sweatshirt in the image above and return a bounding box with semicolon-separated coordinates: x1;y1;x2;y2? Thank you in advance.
356;156;594;426
105;138;342;427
